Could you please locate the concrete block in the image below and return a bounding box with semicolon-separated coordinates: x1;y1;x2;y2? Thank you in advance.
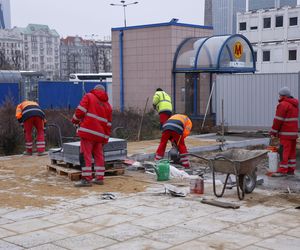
0;239;23;250
0;227;16;238
27;243;67;250
84;213;137;227
255;234;300;250
2;218;56;233
2;209;49;221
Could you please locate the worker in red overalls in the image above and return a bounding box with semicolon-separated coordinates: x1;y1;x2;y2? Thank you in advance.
15;100;46;156
270;86;299;176
72;84;112;187
155;114;192;168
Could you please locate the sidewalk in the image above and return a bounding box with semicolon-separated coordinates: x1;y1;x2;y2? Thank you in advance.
0;135;299;250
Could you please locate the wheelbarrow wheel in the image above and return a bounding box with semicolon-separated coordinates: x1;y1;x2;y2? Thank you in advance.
239;172;257;194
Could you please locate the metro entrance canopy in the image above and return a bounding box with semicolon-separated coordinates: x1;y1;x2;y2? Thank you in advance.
173;34;256;73
172;34;256;118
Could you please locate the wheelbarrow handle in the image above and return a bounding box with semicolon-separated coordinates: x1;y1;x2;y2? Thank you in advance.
180;153;210;162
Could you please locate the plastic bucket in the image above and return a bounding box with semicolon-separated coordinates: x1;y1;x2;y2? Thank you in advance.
190;176;204;194
268;152;278;172
156;159;170;181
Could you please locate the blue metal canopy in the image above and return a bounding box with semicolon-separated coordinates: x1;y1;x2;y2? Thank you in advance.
173;34;256;73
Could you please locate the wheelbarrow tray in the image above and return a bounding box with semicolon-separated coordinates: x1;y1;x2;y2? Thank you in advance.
208;149;268;175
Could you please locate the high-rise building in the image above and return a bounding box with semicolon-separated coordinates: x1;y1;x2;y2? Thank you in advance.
207;0;298;35
0;0;11;29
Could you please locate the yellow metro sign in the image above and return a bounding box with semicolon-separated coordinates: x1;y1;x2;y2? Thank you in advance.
233;41;243;59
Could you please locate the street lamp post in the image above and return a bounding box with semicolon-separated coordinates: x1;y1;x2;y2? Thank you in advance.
110;0;138;27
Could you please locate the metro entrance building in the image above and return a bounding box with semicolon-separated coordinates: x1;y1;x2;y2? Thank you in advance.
112;21;255;124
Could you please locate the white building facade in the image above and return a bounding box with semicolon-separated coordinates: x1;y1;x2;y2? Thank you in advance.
237;5;300;73
0;29;23;69
14;24;60;80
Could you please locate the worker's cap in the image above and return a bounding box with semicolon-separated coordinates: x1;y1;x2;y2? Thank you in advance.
94;84;105;91
156;88;163;91
279;86;291;97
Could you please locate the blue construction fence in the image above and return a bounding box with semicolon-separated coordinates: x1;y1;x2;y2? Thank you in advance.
0;83;20;105
0;81;107;109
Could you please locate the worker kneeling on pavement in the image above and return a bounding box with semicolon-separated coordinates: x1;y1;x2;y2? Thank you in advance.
15;100;46;156
270;86;299;176
72;84;112;187
155;114;192;168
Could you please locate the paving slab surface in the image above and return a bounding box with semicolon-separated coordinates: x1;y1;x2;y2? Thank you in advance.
0;135;299;249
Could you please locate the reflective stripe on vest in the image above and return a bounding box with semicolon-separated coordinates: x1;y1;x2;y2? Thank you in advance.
77;105;87;113
278;131;298;136
86;112;108;123
275;116;298;121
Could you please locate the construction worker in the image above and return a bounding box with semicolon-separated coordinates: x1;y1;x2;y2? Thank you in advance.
153;88;173;127
270;86;299;176
15;100;46;156
72;84;112;187
155;114;192;168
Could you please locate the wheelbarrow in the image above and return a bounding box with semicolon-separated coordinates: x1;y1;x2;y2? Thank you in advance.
181;149;268;200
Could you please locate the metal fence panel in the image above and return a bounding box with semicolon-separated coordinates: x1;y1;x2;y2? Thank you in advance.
216;73;299;129
38;81;107;109
0;83;20;105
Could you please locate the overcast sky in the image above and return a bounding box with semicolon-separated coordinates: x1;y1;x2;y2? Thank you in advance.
10;0;205;40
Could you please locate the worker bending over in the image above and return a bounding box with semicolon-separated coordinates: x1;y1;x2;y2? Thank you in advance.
155;114;192;168
16;100;46;156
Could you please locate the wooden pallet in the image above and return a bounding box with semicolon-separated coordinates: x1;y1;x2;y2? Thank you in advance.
47;161;125;181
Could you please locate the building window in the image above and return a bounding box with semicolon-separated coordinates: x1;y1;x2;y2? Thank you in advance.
288;50;297;61
263;17;271;28
289;17;298;26
250;26;258;30
276;16;283;27
263;51;270;61
239;22;246;31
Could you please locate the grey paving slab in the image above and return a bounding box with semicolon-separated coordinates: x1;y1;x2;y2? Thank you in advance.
285;226;300;238
46;221;104;237
168;240;217;250
108;197;148;209
3;230;66;248
247;212;300;229
73;204;120;217
71;196;109;206
0;227;16;238
230;218;289;239
145;226;200;245
0;217;14;225
255;234;300;250
121;205;167;217
179;216;234;235
43;202;83;213
27;244;67;250
242;246;270;250
40;211;92;225
196;230;262;249
131;210;189;230
0;239;24;250
102;237;171;250
53;233;116;250
1;218;56;234
2;209;49;221
84;213;137;227
0;208;15;216
282;207;300;216
94;222;152;241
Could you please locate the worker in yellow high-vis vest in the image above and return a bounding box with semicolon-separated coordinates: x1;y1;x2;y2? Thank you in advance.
152;88;173;128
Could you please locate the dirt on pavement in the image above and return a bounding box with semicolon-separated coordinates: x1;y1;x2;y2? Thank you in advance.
0;155;148;209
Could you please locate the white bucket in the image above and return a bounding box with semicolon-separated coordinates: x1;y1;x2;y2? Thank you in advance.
268;152;278;172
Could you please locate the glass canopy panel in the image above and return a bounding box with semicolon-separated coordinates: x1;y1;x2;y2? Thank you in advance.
175;38;206;69
218;36;254;69
196;36;230;69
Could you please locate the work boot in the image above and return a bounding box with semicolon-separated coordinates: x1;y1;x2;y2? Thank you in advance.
92;179;104;185
287;167;295;175
74;179;92;187
23;151;32;156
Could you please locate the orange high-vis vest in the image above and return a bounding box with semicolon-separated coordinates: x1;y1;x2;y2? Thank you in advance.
162;114;192;138
15;101;45;122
